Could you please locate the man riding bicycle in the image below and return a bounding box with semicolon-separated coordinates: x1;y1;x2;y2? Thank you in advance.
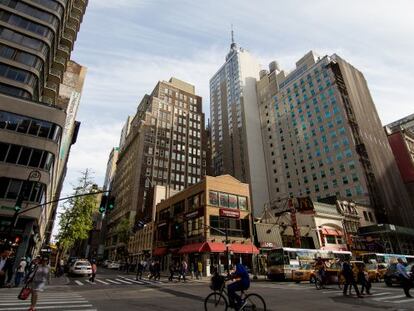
228;263;250;310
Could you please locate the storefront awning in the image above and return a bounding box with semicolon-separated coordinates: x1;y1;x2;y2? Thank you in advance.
178;242;205;254
152;247;168;256
230;243;260;254
321;227;342;236
203;242;226;253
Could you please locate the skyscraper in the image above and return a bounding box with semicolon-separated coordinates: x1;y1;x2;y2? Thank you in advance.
105;77;207;259
257;51;413;227
0;0;88;253
209;38;269;215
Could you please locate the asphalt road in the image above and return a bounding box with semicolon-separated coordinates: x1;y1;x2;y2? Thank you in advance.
1;268;413;311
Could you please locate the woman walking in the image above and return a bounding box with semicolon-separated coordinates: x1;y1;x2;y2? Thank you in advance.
27;256;50;311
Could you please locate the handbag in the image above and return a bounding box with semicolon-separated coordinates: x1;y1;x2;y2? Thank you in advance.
18;265;38;300
18;286;32;300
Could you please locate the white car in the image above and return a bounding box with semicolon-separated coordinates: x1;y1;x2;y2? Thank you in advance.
102;260;111;267
69;260;92;276
107;261;120;269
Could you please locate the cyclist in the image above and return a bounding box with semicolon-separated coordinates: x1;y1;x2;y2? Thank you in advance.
228;263;250;310
314;257;327;286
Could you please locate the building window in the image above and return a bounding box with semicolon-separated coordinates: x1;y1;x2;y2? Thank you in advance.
326;235;336;244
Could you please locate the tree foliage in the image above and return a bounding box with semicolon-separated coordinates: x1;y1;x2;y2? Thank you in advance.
56;169;98;253
116;217;131;245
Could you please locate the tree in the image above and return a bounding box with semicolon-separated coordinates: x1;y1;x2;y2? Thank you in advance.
56;169;98;256
115;217;131;260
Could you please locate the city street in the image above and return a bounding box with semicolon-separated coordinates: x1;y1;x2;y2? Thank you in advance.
0;269;413;311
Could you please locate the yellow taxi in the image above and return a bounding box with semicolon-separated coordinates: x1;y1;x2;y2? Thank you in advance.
365;263;387;282
292;263;316;283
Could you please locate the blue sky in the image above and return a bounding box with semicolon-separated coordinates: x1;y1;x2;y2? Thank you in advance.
53;0;414;236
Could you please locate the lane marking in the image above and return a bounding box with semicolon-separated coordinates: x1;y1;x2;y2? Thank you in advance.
119;277;145;284
74;280;84;286
388;298;414;304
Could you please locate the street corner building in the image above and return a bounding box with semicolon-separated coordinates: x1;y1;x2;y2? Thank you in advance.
0;0;88;256
153;175;258;277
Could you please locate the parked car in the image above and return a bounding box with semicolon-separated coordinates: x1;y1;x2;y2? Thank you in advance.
107;261;121;269
69;259;92;276
365;263;387;282
384;263;413;287
64;257;78;273
102;260;111;267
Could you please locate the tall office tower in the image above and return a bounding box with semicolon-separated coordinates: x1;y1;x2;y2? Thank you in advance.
0;0;87;253
105;78;207;259
210;38;269;215
257;51;413;227
119;115;132;150
103;147;119;192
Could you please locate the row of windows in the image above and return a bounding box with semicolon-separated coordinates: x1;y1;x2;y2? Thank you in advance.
0;110;61;141
0;43;42;69
0;177;45;203
2;0;59;27
0;142;54;171
0;83;30;98
208;191;248;210
30;0;64;13
0;63;36;86
0;11;52;39
0;27;47;53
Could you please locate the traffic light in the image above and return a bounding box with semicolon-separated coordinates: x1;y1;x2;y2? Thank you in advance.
99;195;108;214
108;197;115;210
14;195;23;212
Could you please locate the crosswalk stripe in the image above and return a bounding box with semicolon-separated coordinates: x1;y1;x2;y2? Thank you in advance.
0;301;89;306
373;294;407;301
369;292;391;296
85;280;96;285
105;279;121;284
120;277;145;284
389;298;414;304
95;279;109;285
115;278;133;284
0;305;93;310
74;280;84;286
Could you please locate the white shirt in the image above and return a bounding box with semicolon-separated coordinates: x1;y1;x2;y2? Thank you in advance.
17;260;27;273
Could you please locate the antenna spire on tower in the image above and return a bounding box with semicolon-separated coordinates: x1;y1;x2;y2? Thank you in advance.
230;24;236;49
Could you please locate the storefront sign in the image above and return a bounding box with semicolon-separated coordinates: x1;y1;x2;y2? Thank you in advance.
219;208;240;219
260;242;275;249
184;208;203;220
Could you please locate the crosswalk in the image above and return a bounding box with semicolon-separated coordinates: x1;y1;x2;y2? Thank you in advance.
0;288;96;311
318;286;413;305
70;275;168;287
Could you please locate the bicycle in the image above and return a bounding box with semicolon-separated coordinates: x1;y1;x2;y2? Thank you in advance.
204;274;266;310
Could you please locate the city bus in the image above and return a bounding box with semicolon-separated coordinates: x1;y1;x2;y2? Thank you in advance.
267;247;352;280
360;253;414;265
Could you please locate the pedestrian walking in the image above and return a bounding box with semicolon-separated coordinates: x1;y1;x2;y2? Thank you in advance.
0;246;13;288
89;260;97;283
154;260;161;281
342;260;363;298
27;256;50;311
148;261;155;280
15;257;27;287
197;261;203;280
178;260;188;282
396;258;412;298
168;262;176;282
136;261;144;280
357;263;371;295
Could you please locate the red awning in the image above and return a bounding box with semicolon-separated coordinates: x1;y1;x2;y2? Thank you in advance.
229;243;260;254
321;228;341;236
202;242;226;253
178;243;205;254
153;247;167;256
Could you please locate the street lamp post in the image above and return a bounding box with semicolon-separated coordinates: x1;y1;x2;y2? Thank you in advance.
7;170;42;243
204;223;230;276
